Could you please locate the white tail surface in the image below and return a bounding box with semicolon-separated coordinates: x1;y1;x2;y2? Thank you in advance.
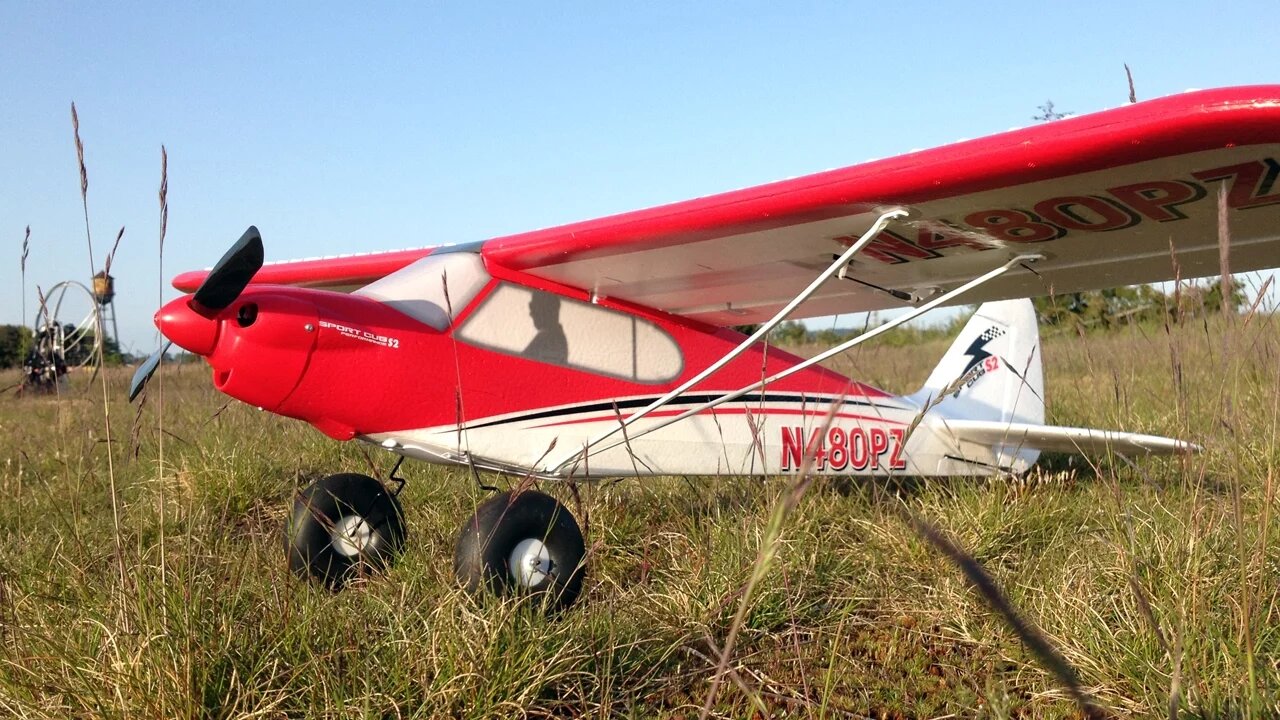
899;299;1046;474
936;420;1199;456
900;298;1195;475
914;299;1045;425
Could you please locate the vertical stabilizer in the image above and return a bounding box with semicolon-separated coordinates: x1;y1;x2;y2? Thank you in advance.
913;299;1044;426
899;299;1046;474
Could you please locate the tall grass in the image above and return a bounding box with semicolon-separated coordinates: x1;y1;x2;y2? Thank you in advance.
2;307;1278;717
69;102;125;588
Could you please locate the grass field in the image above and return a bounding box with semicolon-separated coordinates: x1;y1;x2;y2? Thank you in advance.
1;313;1278;718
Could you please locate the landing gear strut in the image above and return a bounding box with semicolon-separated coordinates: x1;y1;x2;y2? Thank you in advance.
453;489;586;611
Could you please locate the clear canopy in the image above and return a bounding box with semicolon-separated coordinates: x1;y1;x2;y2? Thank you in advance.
353;252;490;330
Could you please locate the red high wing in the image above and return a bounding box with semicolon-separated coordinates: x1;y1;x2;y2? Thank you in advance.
175;86;1280;325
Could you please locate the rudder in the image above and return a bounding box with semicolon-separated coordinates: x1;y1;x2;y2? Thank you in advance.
911;299;1044;426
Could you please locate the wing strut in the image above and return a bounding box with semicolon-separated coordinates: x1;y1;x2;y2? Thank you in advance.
549;250;1043;474
558;207;908;464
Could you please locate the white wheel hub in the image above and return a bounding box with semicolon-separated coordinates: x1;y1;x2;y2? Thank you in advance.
508;538;553;588
331;514;374;557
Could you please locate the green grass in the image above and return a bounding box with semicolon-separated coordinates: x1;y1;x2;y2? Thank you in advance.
2;314;1279;718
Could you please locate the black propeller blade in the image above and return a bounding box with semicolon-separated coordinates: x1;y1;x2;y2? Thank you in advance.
191;226;264;315
129;341;172;402
129;226;264;403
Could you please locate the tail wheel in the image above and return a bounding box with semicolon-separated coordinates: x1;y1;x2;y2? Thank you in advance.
454;489;586;611
286;473;406;589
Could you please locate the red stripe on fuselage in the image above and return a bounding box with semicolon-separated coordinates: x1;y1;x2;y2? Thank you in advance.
528;407;907;429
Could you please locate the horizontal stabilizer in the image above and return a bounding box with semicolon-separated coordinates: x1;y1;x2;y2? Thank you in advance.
942;419;1199;456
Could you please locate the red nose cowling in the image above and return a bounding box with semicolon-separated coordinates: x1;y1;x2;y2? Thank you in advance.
155;296;219;356
154;289;321;417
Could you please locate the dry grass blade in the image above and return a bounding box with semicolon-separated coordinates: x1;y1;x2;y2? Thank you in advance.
1125;63;1137;103
1217;185;1233;319
70;102;125;587
20;225;29;273
33;285;51;333
698;400;841;719
440;271;489;490
20;226;30;344
908;515;1108;719
159;146;168;252
1120;563;1182;720
1169;630;1183;720
689;635;765;715
609;399;655;477
157;144;169;592
1125;572;1169;655
103;226;124;276
1214;181;1258;699
1242;275;1273;330
129;392;150;460
71;103;87;198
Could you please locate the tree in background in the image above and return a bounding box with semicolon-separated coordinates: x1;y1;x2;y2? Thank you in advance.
1032;100;1072;122
1033;285;1165;329
770;321;809;345
1173;279;1248;321
0;325;35;369
75;327;126;366
1031;280;1246;330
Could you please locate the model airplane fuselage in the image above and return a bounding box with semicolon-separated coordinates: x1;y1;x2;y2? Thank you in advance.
157;249;937;476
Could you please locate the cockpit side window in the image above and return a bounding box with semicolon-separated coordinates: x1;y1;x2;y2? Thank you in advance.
354;252;490;330
457;284;684;383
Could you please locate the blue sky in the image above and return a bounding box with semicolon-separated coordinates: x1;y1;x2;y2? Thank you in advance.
3;2;1279;352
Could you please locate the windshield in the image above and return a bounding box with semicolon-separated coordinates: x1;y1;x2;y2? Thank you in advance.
353;252;490;330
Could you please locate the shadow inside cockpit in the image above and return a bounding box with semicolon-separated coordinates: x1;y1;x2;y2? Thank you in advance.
525;292;568;365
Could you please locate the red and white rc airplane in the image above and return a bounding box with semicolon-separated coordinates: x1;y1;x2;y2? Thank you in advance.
131;86;1280;605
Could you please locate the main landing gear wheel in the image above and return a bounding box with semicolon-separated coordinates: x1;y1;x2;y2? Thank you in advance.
286;473;406;589
454;489;586;612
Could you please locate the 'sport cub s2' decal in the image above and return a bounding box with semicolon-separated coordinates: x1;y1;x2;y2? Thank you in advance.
319;320;401;349
780;426;907;472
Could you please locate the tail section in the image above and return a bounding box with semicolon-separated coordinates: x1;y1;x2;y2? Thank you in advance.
913;298;1044;426
901;299;1046;474
901;298;1196;475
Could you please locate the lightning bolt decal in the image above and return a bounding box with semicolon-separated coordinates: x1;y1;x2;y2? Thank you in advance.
960;326;1005;376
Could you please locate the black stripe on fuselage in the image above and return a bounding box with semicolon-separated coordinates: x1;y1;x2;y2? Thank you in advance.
463;393;900;431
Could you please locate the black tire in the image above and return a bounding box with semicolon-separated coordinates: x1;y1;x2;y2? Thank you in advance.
286;473;406;589
454;489;586;611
